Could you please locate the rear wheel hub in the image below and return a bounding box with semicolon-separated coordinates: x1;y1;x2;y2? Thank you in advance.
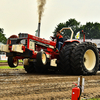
84;49;96;71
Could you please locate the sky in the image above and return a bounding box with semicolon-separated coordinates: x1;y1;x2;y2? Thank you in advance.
0;0;100;39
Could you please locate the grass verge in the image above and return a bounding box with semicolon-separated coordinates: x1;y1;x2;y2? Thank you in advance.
0;60;23;63
0;66;23;69
0;60;7;63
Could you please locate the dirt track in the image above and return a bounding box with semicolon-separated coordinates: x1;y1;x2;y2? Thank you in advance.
0;68;100;100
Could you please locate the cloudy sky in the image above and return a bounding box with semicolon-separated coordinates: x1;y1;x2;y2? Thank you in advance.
0;0;100;39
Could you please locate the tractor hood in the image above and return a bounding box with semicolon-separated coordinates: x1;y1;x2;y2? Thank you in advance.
19;33;56;47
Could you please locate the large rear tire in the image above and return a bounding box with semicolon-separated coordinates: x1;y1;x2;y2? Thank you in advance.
70;42;99;75
59;43;77;74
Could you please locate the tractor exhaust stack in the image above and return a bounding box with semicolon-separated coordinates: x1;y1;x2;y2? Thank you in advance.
38;23;41;37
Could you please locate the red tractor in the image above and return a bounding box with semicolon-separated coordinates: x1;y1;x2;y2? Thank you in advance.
0;27;99;75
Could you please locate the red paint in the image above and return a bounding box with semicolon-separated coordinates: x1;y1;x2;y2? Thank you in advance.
83;34;85;42
7;35;18;44
65;40;80;43
82;30;86;42
9;35;18;38
28;34;56;47
62;40;80;47
22;46;25;52
27;39;30;48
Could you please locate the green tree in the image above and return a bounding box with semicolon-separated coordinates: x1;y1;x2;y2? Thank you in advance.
0;28;7;44
53;19;100;39
53;23;66;36
83;22;100;39
53;18;81;39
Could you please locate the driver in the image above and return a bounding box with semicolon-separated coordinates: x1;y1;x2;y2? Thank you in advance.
51;31;63;51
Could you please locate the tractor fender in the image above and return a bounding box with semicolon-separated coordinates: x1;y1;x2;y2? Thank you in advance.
63;40;80;46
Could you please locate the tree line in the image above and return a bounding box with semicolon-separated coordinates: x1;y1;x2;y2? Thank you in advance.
0;18;100;44
0;28;7;44
53;18;100;39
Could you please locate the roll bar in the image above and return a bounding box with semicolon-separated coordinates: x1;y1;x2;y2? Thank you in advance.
60;27;74;41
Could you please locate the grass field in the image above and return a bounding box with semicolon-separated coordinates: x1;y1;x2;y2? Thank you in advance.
0;66;23;69
0;60;7;63
0;60;23;63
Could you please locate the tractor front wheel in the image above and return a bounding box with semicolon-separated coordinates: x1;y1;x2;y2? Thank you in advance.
8;57;18;68
34;51;48;73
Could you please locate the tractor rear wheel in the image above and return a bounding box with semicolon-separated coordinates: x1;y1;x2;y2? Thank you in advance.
59;43;77;74
8;57;18;68
70;42;99;75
